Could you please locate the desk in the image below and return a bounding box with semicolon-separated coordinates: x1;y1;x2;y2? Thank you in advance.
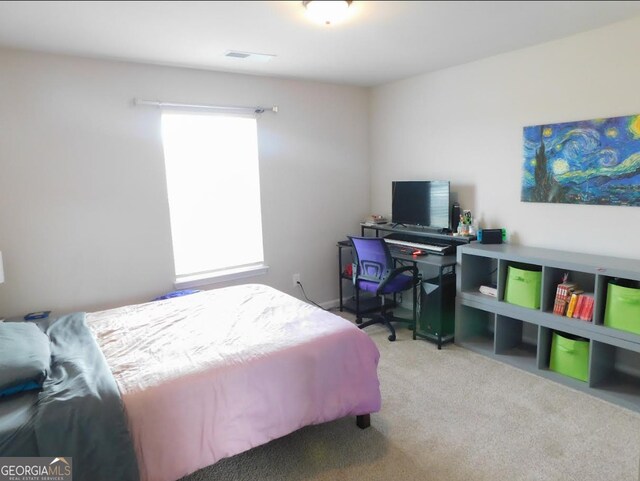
360;222;476;244
337;239;457;349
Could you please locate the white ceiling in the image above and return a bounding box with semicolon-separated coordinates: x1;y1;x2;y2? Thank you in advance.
1;1;640;86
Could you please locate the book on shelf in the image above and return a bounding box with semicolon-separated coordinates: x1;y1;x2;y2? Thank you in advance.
553;281;577;315
572;294;586;319
565;290;584;318
577;293;595;322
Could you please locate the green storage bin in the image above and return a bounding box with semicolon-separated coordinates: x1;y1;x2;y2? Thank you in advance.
504;266;541;309
604;283;640;335
549;332;589;382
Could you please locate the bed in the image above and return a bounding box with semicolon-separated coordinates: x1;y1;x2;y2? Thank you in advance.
0;284;381;481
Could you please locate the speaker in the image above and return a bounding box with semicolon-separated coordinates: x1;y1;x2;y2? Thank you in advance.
451;202;460;232
478;228;503;244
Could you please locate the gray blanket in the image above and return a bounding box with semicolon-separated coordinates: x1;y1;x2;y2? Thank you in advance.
0;313;139;481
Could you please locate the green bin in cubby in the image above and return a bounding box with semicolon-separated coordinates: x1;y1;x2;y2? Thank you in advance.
504;266;541;309
549;332;589;382
604;283;640;335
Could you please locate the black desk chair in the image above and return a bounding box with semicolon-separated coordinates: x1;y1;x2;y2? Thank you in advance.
348;236;420;341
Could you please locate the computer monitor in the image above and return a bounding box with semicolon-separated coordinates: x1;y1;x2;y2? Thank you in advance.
391;181;450;229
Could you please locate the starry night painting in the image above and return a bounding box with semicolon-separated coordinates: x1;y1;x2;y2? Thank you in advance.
522;114;640;206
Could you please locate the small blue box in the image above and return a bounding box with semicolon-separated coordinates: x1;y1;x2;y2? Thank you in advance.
24;311;51;321
153;289;201;301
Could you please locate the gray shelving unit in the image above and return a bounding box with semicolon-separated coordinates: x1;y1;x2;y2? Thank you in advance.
456;243;640;412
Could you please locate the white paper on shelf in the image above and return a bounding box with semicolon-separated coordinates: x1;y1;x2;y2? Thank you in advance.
479;285;497;297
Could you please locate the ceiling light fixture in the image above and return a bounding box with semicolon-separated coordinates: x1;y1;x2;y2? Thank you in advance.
302;1;352;26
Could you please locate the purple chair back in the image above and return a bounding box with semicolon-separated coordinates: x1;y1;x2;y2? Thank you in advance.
348;236;394;283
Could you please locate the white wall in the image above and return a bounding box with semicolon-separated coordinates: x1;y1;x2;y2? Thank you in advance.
0;48;370;318
370;16;640;258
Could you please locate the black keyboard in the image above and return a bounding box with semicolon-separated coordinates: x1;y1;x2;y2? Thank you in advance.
388;244;428;256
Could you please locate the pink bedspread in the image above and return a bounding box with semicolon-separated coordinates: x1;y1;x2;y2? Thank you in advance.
87;284;381;481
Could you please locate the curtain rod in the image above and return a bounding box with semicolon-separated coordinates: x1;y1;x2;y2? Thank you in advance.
133;98;278;114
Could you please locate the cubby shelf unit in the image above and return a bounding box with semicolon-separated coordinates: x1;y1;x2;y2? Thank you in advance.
456;243;640;413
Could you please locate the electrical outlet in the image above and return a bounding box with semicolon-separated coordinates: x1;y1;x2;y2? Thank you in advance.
293;273;301;287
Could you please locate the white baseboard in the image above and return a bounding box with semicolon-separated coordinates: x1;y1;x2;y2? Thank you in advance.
319;298;341;310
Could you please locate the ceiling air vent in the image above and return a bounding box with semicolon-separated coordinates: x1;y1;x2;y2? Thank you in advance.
224;50;276;63
225;51;251;59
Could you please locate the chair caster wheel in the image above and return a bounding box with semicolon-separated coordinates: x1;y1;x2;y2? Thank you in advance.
388;334;396;342
356;318;362;325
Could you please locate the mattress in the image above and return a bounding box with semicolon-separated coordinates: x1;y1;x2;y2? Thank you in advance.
87;284;381;481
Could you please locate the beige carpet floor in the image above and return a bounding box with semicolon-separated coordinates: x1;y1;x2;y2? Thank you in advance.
182;317;640;481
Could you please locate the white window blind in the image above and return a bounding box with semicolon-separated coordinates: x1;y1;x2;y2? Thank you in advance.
161;112;264;280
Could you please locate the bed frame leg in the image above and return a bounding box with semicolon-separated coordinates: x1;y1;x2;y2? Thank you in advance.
356;414;370;429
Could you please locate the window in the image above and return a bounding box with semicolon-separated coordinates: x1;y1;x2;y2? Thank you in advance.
161;112;266;286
